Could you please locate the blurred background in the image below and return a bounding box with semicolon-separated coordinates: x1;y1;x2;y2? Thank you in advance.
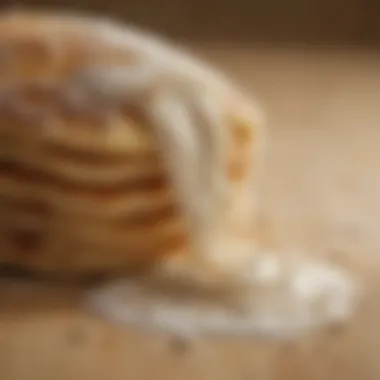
2;0;380;46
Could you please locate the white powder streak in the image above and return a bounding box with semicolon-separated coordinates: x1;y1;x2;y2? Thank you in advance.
87;253;358;339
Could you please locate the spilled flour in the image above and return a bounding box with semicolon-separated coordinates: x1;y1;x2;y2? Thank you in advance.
86;253;358;339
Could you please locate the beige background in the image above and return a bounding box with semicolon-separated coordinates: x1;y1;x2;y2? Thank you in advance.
1;45;380;379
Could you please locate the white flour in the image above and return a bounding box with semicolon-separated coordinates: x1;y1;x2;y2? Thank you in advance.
87;252;358;339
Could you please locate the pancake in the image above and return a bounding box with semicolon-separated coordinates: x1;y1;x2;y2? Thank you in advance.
0;12;187;274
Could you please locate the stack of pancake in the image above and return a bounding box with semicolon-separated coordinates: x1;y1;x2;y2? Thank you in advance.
0;11;260;278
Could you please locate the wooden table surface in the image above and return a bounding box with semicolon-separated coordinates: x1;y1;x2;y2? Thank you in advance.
1;47;380;380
